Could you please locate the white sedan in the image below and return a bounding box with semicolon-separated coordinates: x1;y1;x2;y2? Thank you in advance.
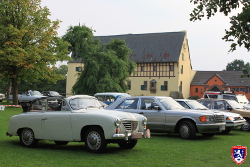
6;95;149;153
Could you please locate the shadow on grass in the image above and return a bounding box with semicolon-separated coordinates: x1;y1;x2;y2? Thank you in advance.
4;139;133;155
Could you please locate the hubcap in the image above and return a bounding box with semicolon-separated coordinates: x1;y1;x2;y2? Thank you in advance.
180;124;189;138
22;129;33;145
87;131;101;150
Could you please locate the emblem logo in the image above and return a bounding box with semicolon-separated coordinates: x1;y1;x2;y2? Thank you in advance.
231;146;247;164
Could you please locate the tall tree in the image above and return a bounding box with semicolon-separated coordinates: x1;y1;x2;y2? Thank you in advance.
0;0;71;104
190;0;250;52
62;25;136;95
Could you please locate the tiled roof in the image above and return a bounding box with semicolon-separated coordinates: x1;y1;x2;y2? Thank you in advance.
191;71;250;86
95;31;185;63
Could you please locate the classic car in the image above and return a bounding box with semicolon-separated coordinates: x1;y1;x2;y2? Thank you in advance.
94;92;131;105
8;90;46;103
175;99;246;133
42;91;62;97
106;96;226;139
6;95;149;153
198;98;250;131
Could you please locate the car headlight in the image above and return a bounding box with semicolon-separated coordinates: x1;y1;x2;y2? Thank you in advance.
142;117;147;128
199;115;214;122
114;118;121;127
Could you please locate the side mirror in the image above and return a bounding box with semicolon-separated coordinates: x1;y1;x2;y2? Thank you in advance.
227;106;232;111
154;106;161;111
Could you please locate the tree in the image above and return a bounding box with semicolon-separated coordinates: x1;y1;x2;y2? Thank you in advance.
18;64;68;94
224;59;246;71
190;0;250;52
62;25;136;95
0;0;71;104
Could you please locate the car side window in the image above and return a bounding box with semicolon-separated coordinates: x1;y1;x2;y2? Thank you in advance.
47;99;63;111
177;101;189;109
140;98;158;110
115;99;138;109
200;100;212;109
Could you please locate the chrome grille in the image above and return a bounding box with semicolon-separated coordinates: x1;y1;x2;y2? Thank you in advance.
214;114;224;123
122;121;138;131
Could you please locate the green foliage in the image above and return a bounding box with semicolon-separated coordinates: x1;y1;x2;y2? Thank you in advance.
63;26;136;95
0;0;71;104
188;96;200;100
190;0;250;52
223;59;248;71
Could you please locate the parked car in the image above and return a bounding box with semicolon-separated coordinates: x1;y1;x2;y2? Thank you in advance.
106;96;226;139
8;90;46;103
6;95;150;153
175;99;246;133
42;91;61;97
94;92;131;105
0;93;5;102
197;98;250;131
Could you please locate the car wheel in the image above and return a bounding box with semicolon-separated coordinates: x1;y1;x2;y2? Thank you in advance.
241;118;250;131
201;133;215;137
179;121;196;139
85;127;107;153
54;141;69;145
19;128;38;148
118;139;138;149
221;127;232;134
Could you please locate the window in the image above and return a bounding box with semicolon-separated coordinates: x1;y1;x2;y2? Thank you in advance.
181;65;183;74
76;67;82;72
153;66;157;71
161;81;168;91
240;88;245;92
115;98;138;109
141;66;145;71
170;65;174;71
140;98;158;110
182;53;184;60
179;81;182;92
127;81;131;90
195;88;198;93
141;81;147;90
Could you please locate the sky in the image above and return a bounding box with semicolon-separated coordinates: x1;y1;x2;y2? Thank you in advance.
41;0;250;71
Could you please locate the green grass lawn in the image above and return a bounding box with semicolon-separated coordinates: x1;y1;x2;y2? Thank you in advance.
0;101;249;167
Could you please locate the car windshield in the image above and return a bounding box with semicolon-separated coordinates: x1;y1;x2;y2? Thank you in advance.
51;91;60;96
227;100;245;110
157;97;185;110
186;100;208;110
69;98;103;110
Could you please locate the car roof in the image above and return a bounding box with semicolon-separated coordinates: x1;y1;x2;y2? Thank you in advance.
94;92;130;96
175;99;195;101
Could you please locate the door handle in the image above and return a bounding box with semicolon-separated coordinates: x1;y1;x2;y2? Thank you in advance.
42;118;47;121
139;112;144;114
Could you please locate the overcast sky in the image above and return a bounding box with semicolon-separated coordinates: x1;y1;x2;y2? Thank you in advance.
41;0;250;71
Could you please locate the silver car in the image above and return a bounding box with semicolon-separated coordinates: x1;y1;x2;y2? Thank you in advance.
106;96;226;139
175;99;246;133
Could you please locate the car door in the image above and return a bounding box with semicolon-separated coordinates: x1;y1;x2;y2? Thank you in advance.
137;97;166;131
41;99;73;141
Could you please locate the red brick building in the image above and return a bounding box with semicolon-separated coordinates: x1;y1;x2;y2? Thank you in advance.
190;71;250;99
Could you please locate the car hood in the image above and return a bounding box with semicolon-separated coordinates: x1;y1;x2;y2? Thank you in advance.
215;110;241;117
73;108;139;121
175;109;223;115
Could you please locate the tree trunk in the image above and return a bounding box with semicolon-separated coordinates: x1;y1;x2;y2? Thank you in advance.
11;77;18;105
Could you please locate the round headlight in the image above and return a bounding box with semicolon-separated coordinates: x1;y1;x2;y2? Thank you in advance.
142;117;147;126
114;118;121;127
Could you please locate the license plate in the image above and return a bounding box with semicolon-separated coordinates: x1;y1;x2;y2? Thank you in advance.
131;132;142;139
220;125;226;131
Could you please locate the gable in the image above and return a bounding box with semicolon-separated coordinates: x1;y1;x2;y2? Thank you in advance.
95;31;186;63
